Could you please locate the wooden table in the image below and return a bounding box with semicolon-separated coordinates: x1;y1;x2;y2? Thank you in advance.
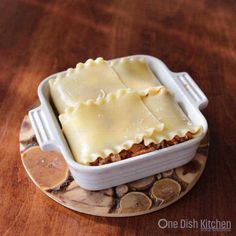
0;0;235;235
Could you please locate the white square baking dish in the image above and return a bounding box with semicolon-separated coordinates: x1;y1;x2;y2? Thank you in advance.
29;55;208;190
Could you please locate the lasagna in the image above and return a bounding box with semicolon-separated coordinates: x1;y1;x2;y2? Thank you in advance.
49;58;201;165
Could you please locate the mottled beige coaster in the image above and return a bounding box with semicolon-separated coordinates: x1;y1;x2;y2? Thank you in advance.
19;114;209;217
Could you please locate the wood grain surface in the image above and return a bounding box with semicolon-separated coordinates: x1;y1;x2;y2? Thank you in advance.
19;118;209;217
0;0;235;235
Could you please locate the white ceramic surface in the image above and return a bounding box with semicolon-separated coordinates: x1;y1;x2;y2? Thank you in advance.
29;55;208;190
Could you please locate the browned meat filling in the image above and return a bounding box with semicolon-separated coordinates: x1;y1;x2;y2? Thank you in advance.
90;132;193;166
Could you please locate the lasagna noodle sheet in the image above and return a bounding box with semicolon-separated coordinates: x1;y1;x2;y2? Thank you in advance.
111;58;161;91
59;89;164;165
142;87;201;145
49;57;126;113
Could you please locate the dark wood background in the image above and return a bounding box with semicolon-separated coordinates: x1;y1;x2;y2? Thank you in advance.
0;0;235;235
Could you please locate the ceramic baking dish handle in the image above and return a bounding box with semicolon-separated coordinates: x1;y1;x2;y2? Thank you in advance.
29;106;59;151
171;72;208;110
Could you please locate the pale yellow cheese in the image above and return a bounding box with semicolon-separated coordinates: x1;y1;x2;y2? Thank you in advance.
142;87;201;145
49;58;126;113
111;58;161;91
59;89;164;165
